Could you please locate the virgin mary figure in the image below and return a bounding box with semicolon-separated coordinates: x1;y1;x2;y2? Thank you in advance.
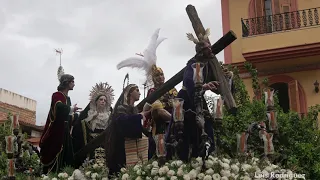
72;82;114;167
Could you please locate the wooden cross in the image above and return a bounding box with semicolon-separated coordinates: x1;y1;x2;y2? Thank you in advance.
185;5;236;112
74;4;237;160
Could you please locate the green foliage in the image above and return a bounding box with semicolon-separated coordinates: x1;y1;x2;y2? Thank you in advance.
0;152;7;178
0;113;11;178
214;62;320;179
0;113;42;178
229;66;250;106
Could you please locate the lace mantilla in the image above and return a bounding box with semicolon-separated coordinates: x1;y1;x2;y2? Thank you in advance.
85;109;111;131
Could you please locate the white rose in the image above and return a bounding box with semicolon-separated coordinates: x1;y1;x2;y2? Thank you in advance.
212;173;221;180
158;167;166;176
230;173;236;178
167;170;176;177
191;160;200;169
170;176;178;180
205;160;214;168
255;167;261;173
91;173;98;179
222;158;230;164
85;171;91;177
157;178;165;180
242;164;252;171
63;173;69;178
221;163;230;170
120;168;127;173
264;166;272;172
135;176;142;180
205;168;214;175
93;163;99;169
195;167;201;172
58;173;64;178
177;169;184;176
146;164;152;170
151;167;159;176
102;178;109;180
73;169;85;179
52;178;58;180
183;174;191;180
42;175;49;180
176;160;183;167
188;169;198;179
204;175;213;180
122;173;129;180
220;169;231;177
136;169;142;175
221;177;228;180
152;161;159;167
133;164;141;171
163;166;170;172
197;173;205;179
231;164;239;173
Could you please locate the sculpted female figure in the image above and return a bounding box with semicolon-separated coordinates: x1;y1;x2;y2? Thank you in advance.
72;82;114;167
106;84;150;176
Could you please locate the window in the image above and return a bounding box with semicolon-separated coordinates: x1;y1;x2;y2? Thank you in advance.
247;0;298;34
265;0;273;32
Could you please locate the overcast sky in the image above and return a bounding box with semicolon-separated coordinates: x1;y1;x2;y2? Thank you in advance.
0;0;224;125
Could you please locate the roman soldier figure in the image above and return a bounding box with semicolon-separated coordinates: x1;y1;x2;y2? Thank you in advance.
116;28;176;162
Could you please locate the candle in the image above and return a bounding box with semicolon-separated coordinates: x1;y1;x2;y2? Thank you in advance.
264;88;274;107
10;114;19;130
173;98;184;122
237;132;249;154
191;62;205;84
8;159;15;177
214;96;224;120
262;133;274;155
267;111;278;131
155;134;166;157
258;121;267;139
5;136;15;154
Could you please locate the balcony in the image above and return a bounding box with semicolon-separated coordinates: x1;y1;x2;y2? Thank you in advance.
241;7;320;37
240;7;320;64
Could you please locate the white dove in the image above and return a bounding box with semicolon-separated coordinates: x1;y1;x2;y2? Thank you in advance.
116;28;167;85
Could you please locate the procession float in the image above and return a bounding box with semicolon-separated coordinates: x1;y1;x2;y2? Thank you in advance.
0;4;319;180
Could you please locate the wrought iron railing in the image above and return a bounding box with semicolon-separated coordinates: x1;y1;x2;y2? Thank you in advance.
241;7;320;37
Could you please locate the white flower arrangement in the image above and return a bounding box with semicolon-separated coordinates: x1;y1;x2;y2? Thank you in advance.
41;155;302;180
114;155;301;180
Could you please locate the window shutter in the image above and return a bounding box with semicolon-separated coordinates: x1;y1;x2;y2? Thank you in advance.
255;0;264;17
272;0;281;31
273;0;281;14
288;80;300;113
254;0;265;34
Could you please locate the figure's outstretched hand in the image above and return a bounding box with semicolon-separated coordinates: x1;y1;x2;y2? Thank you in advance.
140;110;151;119
203;81;219;91
73;104;82;112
